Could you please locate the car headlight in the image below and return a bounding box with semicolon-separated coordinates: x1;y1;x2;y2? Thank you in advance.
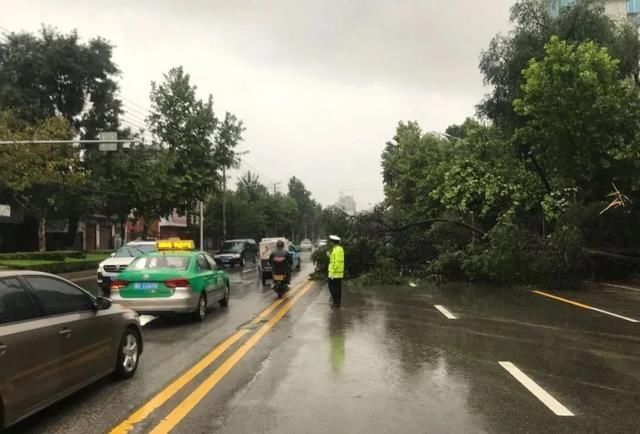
233;254;241;258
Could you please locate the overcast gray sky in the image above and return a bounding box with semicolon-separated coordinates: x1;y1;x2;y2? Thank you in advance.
7;0;514;208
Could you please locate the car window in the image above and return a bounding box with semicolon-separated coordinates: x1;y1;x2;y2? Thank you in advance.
196;254;211;272
129;255;190;270
114;246;144;258
204;254;218;270
221;242;243;252
0;278;40;325
24;276;94;316
130;244;157;254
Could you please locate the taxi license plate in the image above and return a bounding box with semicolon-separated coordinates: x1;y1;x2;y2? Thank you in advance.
134;282;158;290
273;274;285;282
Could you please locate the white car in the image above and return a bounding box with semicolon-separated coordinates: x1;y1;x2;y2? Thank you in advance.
97;241;157;295
300;239;313;251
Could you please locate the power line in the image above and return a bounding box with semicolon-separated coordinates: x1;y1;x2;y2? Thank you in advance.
121;109;147;123
123;107;147;122
0;139;145;145
120;96;151;114
120;117;146;131
121;103;150;120
238;159;283;185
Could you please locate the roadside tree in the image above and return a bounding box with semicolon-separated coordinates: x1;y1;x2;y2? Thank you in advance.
0;112;84;251
148;66;219;213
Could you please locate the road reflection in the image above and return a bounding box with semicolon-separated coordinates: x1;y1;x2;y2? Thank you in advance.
329;310;346;373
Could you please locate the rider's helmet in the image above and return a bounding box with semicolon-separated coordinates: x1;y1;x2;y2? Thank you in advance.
276;240;285;248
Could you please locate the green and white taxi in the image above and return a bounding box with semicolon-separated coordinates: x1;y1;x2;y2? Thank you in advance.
110;240;230;321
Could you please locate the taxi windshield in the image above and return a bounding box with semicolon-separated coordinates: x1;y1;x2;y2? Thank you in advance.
114;245;155;258
128;255;190;270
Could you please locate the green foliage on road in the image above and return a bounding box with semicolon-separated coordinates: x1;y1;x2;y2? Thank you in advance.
331;1;640;287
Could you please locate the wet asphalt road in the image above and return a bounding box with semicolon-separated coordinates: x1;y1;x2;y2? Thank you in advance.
7;260;640;433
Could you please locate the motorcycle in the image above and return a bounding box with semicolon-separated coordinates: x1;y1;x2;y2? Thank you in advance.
271;256;289;298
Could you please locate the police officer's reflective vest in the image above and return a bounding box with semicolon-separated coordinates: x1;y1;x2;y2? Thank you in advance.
328;245;344;279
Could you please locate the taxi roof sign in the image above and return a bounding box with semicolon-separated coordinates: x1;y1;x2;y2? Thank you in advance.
157;239;195;251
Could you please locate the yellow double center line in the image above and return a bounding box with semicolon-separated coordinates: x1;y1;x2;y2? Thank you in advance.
110;281;313;434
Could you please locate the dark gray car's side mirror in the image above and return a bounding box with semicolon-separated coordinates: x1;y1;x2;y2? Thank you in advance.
95;297;112;310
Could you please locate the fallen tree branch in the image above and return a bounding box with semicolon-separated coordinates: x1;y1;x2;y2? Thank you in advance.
583;248;640;264
374;218;486;236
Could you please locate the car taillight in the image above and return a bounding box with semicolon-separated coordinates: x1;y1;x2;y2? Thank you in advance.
111;280;128;290
165;278;190;288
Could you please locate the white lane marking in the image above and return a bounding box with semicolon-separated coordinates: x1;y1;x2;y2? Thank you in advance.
588;306;639;323
499;362;574;417
434;305;456;319
533;291;640;323
139;315;158;327
602;282;640;293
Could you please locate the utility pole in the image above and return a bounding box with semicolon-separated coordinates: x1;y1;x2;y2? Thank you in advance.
222;167;227;241
271;182;282;195
199;200;204;251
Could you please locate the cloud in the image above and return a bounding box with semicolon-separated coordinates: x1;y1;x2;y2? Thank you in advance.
7;0;515;207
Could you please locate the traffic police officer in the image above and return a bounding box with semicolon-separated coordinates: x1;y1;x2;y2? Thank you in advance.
327;235;345;308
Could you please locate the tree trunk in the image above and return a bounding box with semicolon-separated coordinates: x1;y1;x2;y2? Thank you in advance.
38;218;47;252
120;219;127;245
66;217;79;249
142;221;149;239
222;167;227;240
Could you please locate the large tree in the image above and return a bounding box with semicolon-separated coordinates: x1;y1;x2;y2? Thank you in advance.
287;176;318;240
237;171;269;202
0;27;126;248
215;112;245;239
0;112;84;251
0;26;122;136
479;0;640;131
514;36;640;203
148;66;219;213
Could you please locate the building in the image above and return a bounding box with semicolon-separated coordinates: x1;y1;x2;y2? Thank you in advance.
125;211;190;243
335;194;357;215
550;0;637;19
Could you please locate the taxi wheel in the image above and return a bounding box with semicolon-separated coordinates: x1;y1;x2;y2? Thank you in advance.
192;293;207;322
115;328;140;380
219;284;230;307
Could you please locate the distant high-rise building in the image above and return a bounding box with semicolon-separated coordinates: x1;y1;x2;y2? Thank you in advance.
336;194;357;215
549;0;634;20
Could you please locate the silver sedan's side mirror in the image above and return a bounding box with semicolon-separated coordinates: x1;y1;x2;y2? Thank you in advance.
95;297;112;310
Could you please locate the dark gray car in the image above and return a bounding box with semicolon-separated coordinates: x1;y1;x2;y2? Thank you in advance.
0;271;143;429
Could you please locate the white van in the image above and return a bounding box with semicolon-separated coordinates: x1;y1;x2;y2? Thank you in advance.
259;238;301;285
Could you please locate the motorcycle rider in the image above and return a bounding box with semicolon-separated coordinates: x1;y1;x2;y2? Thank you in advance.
269;240;293;285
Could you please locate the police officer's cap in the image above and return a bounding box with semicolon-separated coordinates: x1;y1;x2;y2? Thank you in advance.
329;235;341;242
